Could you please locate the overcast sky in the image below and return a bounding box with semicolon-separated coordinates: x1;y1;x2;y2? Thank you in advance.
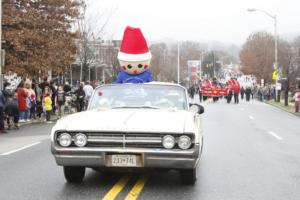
87;0;300;45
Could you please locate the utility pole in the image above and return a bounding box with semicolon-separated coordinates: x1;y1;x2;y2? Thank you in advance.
0;0;2;90
80;62;83;83
102;67;105;84
70;65;73;86
247;8;279;101
177;42;180;84
212;51;215;78
88;65;90;82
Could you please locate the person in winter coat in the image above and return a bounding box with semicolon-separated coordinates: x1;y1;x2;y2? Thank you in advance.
63;82;72;93
39;77;49;94
232;79;240;104
189;85;195;99
17;81;28;122
25;82;36;120
294;85;300;113
198;84;203;102
49;81;57;114
245;86;252;101
0;90;6;133
35;85;43;119
226;81;234;103
3;82;11;100
240;86;245;100
4;93;19;130
56;85;66;118
76;84;85;112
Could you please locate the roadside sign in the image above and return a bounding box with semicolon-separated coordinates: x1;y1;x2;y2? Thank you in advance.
272;70;278;80
261;79;264;86
276;82;282;90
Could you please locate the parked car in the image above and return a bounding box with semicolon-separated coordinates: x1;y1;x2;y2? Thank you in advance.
50;82;204;184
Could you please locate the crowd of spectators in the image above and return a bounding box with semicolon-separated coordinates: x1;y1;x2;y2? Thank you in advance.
0;77;95;133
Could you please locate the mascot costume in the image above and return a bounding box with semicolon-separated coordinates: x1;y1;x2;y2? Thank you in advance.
114;26;153;83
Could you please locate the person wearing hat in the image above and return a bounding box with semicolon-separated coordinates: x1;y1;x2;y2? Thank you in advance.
114;26;153;84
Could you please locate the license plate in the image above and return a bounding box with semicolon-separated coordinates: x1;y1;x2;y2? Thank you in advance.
111;155;137;167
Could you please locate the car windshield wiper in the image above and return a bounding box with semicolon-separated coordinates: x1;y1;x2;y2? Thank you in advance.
111;106;160;109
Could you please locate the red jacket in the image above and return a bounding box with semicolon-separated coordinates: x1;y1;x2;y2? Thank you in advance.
232;80;241;94
18;88;28;111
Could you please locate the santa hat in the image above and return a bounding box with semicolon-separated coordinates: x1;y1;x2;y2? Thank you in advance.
118;26;152;62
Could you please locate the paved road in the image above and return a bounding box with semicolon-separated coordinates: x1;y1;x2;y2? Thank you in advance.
0;98;299;200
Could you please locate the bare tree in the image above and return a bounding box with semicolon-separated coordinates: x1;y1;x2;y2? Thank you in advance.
240;31;293;84
75;2;115;82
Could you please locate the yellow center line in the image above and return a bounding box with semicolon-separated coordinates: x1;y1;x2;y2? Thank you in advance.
102;174;131;200
125;174;149;200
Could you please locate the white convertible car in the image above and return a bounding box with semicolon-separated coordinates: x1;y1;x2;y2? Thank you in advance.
51;83;204;184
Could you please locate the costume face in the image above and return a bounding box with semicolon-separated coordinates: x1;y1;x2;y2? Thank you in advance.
119;59;151;75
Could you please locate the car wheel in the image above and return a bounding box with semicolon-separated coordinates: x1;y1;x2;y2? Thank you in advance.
180;168;197;185
63;166;85;183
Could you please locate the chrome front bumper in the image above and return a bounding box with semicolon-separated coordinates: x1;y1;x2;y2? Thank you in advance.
51;144;201;169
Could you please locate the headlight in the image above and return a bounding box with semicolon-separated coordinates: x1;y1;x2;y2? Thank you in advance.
58;133;72;147
74;133;87;147
178;135;192;150
162;135;175;149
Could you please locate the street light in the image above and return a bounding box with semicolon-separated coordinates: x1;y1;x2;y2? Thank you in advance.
247;8;279;100
177;42;180;84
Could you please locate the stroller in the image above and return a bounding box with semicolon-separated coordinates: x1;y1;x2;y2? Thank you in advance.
65;92;77;114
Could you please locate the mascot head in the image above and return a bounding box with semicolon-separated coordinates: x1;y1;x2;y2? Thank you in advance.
117;26;152;75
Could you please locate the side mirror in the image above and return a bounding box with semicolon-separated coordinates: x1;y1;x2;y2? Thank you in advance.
189;103;204;114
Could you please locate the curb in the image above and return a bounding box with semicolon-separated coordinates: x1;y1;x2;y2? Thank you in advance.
17;117;59;128
265;101;300;117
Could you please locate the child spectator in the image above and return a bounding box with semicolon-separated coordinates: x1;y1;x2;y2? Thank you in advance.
4;93;19;130
28;83;36;120
43;93;52;123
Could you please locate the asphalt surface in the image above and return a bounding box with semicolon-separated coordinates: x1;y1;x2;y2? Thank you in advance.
0;98;299;200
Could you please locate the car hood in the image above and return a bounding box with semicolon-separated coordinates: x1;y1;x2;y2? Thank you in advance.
53;108;194;133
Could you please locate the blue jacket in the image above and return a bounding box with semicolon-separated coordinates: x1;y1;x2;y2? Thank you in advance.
114;70;153;84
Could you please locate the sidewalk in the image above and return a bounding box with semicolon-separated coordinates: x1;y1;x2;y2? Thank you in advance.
7;114;60;130
265;100;300;117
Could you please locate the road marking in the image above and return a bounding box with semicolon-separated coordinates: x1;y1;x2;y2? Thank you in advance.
125;174;149;200
240;108;245;111
268;131;283;140
1;142;41;156
248;115;254;120
102;174;131;200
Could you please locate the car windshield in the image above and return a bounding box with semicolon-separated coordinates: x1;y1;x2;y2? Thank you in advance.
88;84;187;111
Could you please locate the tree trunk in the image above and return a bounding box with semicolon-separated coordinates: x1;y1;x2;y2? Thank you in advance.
284;65;290;106
284;86;289;106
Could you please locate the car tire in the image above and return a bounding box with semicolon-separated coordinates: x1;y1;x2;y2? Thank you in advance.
180;168;197;185
63;166;85;183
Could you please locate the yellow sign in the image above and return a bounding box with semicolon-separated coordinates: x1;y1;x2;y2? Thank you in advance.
272;70;278;80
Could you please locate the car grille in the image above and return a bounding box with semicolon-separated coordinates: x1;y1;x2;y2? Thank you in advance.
86;133;163;148
55;132;194;149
